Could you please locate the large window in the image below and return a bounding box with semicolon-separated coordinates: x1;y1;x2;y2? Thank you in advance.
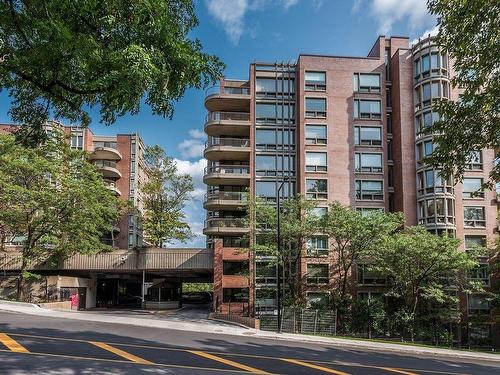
256;78;295;97
468;295;490;315
466;151;483;170
355;180;383;200
255;181;276;200
418;197;455;225
468;264;490;286
255;261;277;285
353;99;381;119
463;178;484;198
354;126;382;146
311;207;328;217
305;125;327;144
305;71;326;91
306;236;329;256
71;133;83;149
255;129;295;150
356;207;384;217
223;236;249;248
355;153;383;173
306;179;327;200
222;288;249;303
306;264;329;284
223;260;249;276
305;98;327;118
255;155;295;177
305;152;327;172
464;235;486;251
357;265;386;285
464;206;486;227
353;73;381;92
256;103;294;124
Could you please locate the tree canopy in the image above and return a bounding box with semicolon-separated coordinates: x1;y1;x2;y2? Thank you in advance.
0;0;224;145
426;0;500;184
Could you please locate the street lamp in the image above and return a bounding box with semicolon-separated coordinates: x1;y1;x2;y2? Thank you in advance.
276;177;288;333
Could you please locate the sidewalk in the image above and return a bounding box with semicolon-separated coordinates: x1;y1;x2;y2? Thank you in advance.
1;300;498;363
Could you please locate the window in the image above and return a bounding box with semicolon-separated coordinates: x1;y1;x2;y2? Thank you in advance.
255;181;276;200
464;235;486;251
311;207;327;217
71;133;83;149
306;264;329;284
464;206;486;227
463;178;484;198
414;58;420;77
355;153;383;173
417;140;434;162
356;180;383;200
306;292;329;308
256;129;295;150
256;103;295;124
223;260;249;276
306;179;327;199
256;262;277;284
431;53;440;70
357;265;386;285
256;129;275;146
354;100;381;119
306;236;329;256
256;78;295;97
466;151;483;170
305;71;326;91
468;295;490;315
354;126;382;146
356;207;384;217
256;155;276;175
306;152;327;172
305;98;327;117
422;54;430;72
223;288;249;303
305;125;327;144
223;236;249;248
353;73;380;92
468;264;490;286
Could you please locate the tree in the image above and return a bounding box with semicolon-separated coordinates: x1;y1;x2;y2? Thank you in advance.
248;195;319;307
142;145;193;247
0;0;224;145
373;226;480;341
0;132;121;300
320;203;404;304
426;0;500;185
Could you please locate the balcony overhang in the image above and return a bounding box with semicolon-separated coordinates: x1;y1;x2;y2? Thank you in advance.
91;147;122;161
204;145;251;161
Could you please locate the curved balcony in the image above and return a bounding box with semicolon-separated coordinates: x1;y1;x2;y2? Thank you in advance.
205;85;250;112
94;160;122;179
204;137;250;161
203;165;250;186
90;145;122;161
204;111;250;137
203;218;248;236
204;192;247;210
104;180;122;197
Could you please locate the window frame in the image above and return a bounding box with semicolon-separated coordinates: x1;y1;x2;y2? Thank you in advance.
355;179;384;201
305;124;327;145
304;71;326;91
353;73;381;93
305;97;327;118
305;151;327;172
305;178;328;200
355;152;383;173
353;99;382;120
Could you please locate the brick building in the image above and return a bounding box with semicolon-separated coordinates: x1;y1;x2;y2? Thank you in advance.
203;35;498;339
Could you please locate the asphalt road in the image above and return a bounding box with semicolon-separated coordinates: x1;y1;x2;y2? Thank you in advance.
0;309;499;375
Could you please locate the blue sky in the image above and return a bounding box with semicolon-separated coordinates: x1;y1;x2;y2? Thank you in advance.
0;0;437;248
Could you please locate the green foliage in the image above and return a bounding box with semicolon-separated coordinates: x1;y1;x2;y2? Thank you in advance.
182;283;213;293
426;0;500;185
0;131;121;298
320;202;404;303
142;145;193;247
0;0;224;145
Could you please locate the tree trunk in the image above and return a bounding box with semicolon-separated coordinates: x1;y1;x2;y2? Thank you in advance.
16;258;28;302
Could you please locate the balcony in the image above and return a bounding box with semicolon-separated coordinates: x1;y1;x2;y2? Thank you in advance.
90;143;122;161
204;192;247;210
204;85;250;112
203;218;249;235
104;180;122;196
203;165;250;186
204;111;250;137
94;160;122;179
204;137;250;161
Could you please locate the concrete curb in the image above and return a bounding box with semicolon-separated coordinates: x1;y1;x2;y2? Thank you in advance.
0;299;40;309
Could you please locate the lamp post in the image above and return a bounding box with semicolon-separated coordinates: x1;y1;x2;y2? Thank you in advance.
276;178;288;333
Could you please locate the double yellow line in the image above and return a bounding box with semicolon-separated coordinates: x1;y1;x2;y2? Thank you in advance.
0;333;29;353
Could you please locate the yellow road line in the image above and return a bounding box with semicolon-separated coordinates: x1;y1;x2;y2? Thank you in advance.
282;358;351;375
377;367;419;375
0;333;29;353
0;348;251;373
90;341;153;365
189;350;272;374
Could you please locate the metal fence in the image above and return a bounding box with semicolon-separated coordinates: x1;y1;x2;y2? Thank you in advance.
260;308;337;336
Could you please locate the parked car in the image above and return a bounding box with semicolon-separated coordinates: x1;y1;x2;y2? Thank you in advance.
181;292;212;304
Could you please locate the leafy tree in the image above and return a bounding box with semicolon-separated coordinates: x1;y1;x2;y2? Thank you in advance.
373;226;480;341
247;195;319;306
142;145;193;247
320;203;404;304
0;0;224;145
0;132;121;300
426;0;500;184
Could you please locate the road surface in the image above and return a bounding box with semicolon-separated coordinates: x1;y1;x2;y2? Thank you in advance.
0;309;498;374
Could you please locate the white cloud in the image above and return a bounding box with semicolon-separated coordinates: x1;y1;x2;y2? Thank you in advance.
354;0;435;35
282;0;299;9
178;128;206;159
189;129;206;139
411;25;439;46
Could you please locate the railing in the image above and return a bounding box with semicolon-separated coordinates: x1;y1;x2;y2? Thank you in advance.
204;218;246;229
93;160;118;169
93;141;117;149
204;165;250;175
0;249;213;271
206;85;250;97
205;192;247;202
206;111;250;122
206;138;250;148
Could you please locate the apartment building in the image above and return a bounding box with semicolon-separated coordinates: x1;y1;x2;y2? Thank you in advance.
0;121;147;249
203;35;498;332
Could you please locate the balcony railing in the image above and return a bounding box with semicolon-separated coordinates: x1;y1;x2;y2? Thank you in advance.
204;165;250;175
204;218;247;229
206;111;250;122
205;191;247;202
206;138;250;148
93;141;117;149
206;85;250;97
94;160;118;169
